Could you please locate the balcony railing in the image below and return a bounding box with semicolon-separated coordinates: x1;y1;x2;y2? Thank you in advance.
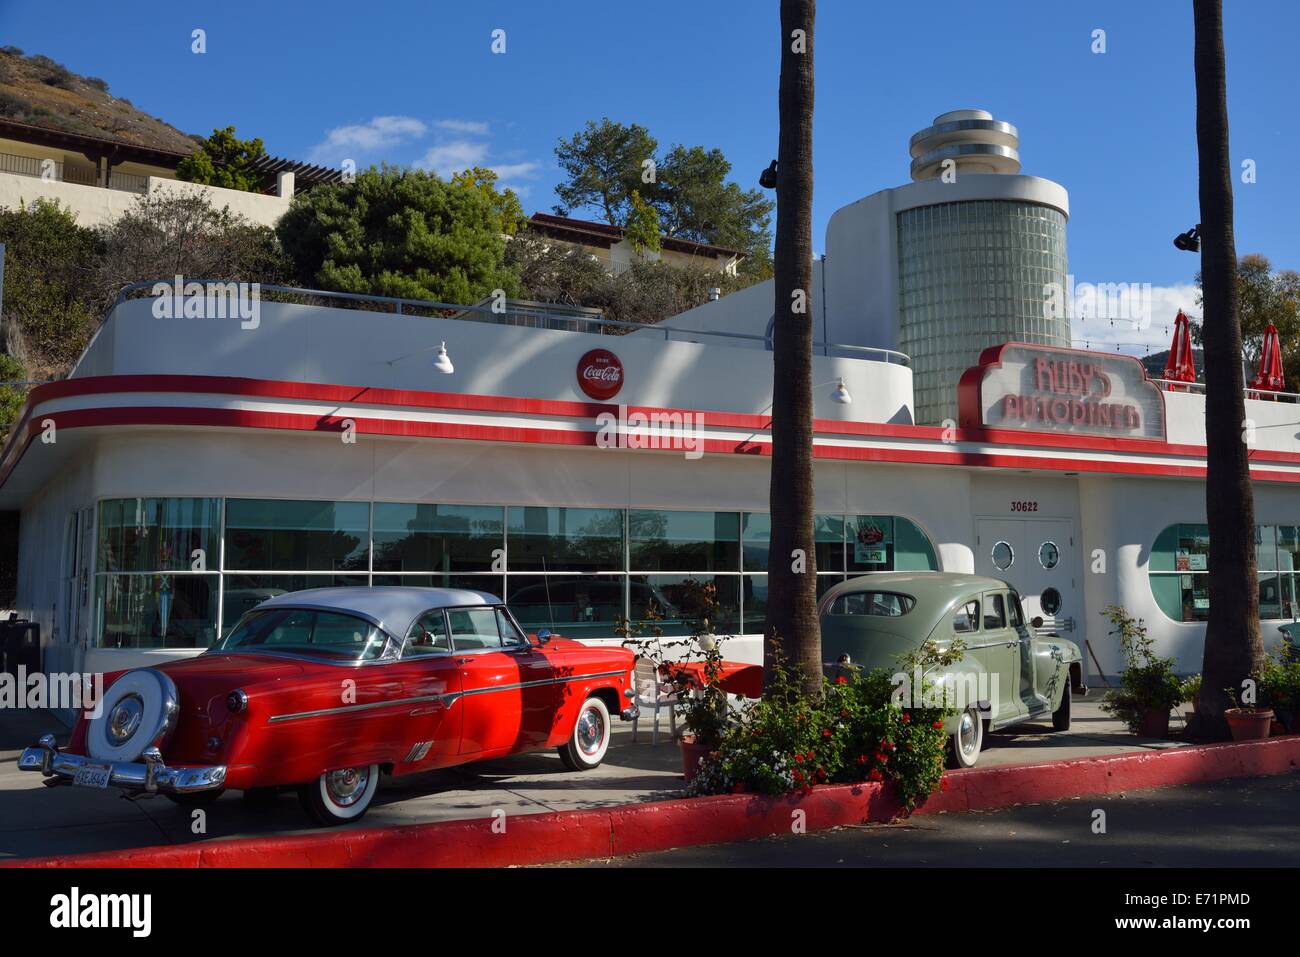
112;280;913;366
1151;378;1300;404
0;150;149;194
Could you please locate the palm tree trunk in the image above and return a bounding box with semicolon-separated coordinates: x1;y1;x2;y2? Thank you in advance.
1193;0;1265;737
766;0;821;699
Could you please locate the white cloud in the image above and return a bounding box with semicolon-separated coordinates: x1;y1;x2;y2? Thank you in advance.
307;115;427;163
1068;282;1201;357
415;140;490;177
436;119;490;135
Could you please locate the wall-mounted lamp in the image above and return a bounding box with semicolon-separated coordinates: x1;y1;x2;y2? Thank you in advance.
758;160;778;189
1173;224;1201;253
432;341;454;374
831;377;852;405
386;340;455;374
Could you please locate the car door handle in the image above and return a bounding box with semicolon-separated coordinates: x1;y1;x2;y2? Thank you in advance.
456;657;474;665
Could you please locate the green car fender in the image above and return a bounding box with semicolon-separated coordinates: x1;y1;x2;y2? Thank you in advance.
1029;637;1084;710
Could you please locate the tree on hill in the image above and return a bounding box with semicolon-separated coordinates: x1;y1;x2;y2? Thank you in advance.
176;126;269;193
276;165;519;303
553;118;774;280
1191;253;1300;387
450;167;526;236
0;198;100;377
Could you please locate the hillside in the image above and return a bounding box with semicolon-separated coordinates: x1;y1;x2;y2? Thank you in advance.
0;45;198;154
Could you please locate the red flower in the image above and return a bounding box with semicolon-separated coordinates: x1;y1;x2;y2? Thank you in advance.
793;769;805;782
794;753;805;764
805;751;816;761
822;728;832;738
875;751;889;764
856;754;867;765
901;713;911;724
835;675;847;684
868;768;884;782
932;720;943;730
815;768;827;782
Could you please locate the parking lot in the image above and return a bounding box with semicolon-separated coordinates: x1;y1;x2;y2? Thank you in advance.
0;694;1191;861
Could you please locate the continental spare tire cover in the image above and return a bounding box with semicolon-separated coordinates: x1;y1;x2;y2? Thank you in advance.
85;668;179;763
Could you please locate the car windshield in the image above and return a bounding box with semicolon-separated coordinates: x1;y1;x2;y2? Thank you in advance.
215;608;392;661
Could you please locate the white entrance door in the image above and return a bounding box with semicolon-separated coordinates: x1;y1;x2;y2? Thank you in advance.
975;518;1077;638
60;507;93;651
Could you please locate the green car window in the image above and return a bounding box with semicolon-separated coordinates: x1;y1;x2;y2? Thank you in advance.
829;591;915;617
984;594;1007;630
953;600;980;634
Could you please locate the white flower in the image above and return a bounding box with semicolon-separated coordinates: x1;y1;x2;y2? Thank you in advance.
698;634;717;653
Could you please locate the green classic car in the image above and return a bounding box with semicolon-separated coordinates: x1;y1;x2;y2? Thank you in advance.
819;572;1085;768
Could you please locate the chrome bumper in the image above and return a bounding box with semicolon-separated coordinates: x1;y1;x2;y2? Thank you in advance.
620;704;640;721
18;736;227;795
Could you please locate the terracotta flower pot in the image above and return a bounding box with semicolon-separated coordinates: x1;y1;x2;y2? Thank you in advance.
1137;707;1171;738
1224;708;1274;741
679;736;713;783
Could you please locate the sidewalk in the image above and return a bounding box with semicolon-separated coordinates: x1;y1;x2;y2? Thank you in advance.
0;695;1190;861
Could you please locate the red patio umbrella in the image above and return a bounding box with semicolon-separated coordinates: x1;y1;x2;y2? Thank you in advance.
1162;309;1196;388
1249;322;1286;395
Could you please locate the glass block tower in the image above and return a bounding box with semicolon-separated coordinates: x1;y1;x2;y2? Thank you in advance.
822;110;1071;426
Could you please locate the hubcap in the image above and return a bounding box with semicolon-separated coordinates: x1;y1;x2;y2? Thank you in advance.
107;694;144;744
325;766;370;807
576;707;605;756
958;711;978;756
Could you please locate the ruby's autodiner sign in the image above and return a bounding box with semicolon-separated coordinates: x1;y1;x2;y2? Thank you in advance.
957;342;1167;440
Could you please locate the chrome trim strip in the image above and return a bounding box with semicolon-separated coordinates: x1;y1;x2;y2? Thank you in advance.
266;669;627;724
268;691;463;724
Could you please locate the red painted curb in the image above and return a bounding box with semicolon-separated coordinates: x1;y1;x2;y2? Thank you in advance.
6;737;1298;868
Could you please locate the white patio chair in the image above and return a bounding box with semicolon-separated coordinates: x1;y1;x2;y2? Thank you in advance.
631;658;679;745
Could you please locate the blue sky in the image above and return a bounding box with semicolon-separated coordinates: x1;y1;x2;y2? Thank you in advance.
3;0;1296;355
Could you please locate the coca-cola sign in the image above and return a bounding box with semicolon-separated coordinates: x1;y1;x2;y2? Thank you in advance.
576;349;624;400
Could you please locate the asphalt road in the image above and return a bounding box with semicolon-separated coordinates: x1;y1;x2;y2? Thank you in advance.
568;772;1300;867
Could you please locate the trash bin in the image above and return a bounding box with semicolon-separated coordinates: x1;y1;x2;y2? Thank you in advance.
0;620;18;677
4;620;39;675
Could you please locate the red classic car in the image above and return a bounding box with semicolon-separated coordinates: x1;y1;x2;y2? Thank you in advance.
19;587;639;825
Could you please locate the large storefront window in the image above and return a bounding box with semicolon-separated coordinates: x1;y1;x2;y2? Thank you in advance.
1150;523;1296;622
630;510;740;571
92;499;943;647
225;499;369;572
372;503;502;572
506;506;623;571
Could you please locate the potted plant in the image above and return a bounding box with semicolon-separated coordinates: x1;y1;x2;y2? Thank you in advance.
621;580;734;782
1222;686;1274;741
1257;642;1300;734
1180;673;1202;724
1099;605;1184;738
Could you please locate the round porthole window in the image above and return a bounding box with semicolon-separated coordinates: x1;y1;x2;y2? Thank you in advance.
991;541;1014;570
1038;541;1060;570
1041;587;1062;616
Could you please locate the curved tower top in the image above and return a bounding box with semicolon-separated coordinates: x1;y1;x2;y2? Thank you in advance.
909;109;1021;181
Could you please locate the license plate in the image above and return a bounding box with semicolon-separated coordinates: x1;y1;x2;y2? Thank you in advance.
73;765;111;789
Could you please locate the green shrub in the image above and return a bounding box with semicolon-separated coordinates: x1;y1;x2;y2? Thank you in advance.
1099;605;1184;732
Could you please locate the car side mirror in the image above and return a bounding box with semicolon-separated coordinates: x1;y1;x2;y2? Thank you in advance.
536;628;553;645
1031;616;1044;629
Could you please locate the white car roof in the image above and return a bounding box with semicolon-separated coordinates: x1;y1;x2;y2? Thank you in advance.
253;586;503;638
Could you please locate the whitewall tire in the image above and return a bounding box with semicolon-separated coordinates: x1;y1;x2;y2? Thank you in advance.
558;696;611;771
947;707;984;769
298;764;380;825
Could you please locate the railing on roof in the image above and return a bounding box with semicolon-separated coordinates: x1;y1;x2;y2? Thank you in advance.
0;150;148;194
1151;378;1300;404
113;280;912;366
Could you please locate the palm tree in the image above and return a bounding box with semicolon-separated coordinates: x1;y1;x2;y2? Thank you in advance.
1192;0;1265;736
766;0;821;698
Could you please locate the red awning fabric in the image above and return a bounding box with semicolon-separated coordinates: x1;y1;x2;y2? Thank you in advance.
1163;310;1197;387
1249;323;1286;395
